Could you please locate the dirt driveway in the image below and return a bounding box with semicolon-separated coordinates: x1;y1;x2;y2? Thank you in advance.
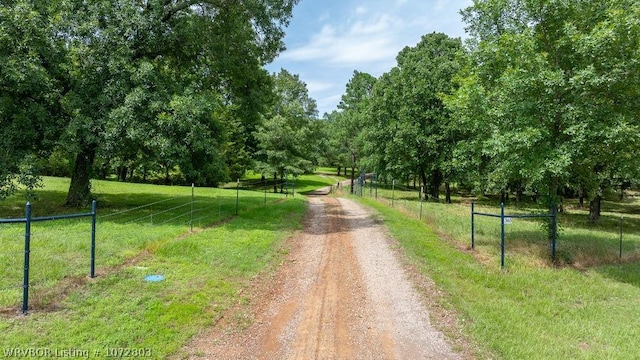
182;196;465;359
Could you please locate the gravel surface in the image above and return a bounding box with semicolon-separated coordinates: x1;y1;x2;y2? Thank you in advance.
180;196;464;359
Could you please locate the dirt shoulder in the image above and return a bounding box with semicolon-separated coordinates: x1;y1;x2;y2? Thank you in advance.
179;196;470;359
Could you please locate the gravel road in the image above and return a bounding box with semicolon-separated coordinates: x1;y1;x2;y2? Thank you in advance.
182;196;464;359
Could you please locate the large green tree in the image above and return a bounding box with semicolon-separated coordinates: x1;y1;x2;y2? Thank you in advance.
0;1;67;199
60;0;298;205
450;0;640;220
335;71;377;193
365;33;462;201
0;0;297;206
255;69;319;191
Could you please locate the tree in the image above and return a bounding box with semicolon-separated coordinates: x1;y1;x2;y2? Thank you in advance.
0;1;67;199
451;0;640;221
364;33;462;202
335;71;377;193
320;111;350;176
55;0;298;206
255;69;319;191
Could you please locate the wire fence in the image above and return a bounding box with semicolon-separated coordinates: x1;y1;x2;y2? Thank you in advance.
0;202;96;314
0;182;295;315
0;224;24;309
344;178;640;269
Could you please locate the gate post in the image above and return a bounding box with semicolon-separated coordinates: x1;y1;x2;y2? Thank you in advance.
500;202;505;270
392;180;395;207
22;202;32;314
471;202;475;249
551;204;557;266
91;200;97;278
420;186;424;220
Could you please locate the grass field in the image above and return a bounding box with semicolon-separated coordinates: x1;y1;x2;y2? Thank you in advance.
346;184;640;359
351;182;640;269
0;176;323;357
6;173;640;358
230;169;349;194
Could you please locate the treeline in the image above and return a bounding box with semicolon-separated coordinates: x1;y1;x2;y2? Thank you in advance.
1;0;326;206
323;0;640;221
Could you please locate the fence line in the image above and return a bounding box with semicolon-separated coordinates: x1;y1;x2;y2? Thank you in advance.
0;201;96;315
347;180;640;268
0;181;299;315
99;196;186;219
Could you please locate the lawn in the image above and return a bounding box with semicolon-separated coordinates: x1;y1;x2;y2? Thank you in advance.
347;183;640;359
0;177;307;358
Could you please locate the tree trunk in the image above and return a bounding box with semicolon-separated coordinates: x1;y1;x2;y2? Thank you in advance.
350;165;355;194
350;152;355;195
429;169;443;201
280;173;284;193
273;172;277;193
579;187;585;208
66;146;96;207
99;162;108;180
420;169;428;201
589;195;602;222
337;166;341;176
445;182;451;204
547;177;560;242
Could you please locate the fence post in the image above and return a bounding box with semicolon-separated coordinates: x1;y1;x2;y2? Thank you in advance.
190;183;194;232
500;202;505;270
620;215;623;260
471;202;475;249
236;179;239;215
551;203;557;267
420;186;424;220
375;173;378;199
392;180;395;208
22;202;32;315
91;200;97;278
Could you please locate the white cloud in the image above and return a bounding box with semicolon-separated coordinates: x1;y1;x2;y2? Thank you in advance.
319;12;330;22
269;0;474;114
305;80;335;93
281;13;402;67
316;93;343;115
355;6;368;15
434;0;448;11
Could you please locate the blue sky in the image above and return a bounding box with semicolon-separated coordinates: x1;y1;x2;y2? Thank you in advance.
265;0;473;116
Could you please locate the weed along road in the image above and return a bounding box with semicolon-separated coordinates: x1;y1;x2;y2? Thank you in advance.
183;196;462;359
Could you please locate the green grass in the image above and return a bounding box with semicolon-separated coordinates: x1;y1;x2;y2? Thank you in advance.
349;188;640;359
357;182;640;269
226;172;348;195
0;177;306;358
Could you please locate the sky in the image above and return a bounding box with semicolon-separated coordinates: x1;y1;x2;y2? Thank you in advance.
265;0;474;116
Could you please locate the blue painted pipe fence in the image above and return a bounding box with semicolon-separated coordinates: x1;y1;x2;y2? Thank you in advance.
471;202;557;269
0;200;97;315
